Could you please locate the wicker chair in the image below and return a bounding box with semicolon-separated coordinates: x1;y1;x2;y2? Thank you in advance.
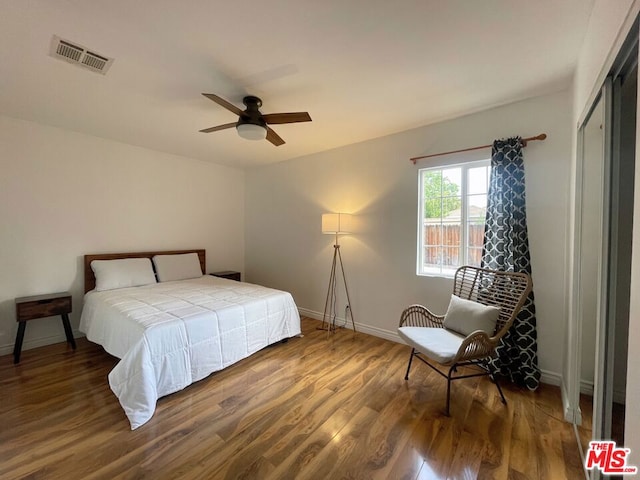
398;265;532;415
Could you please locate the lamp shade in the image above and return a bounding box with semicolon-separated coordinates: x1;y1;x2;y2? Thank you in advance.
322;213;353;234
236;123;267;140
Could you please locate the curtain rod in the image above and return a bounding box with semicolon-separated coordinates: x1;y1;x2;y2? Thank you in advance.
410;133;547;164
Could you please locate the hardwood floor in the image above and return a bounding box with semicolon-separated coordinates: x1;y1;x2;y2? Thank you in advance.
0;317;584;479
578;393;626;455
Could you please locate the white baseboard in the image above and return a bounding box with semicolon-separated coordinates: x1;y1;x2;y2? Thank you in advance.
0;330;83;357
7;307;626;410
540;369;562;387
298;307;565;387
580;379;594;396
578;378;626;405
298;307;403;344
297;307;322;321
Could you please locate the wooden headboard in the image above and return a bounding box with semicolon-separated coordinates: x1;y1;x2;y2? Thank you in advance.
84;249;206;293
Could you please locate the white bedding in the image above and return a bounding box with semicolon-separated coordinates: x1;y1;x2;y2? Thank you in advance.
79;275;301;429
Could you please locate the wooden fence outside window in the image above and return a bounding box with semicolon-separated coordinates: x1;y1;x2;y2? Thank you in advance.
422;223;484;267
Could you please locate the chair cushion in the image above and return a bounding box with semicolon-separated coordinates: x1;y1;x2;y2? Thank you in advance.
442;294;500;337
398;326;465;365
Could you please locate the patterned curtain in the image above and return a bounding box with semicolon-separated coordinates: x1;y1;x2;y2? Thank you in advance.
481;136;540;390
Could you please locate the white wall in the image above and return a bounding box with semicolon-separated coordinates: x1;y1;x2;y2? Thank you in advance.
245;89;572;381
0;115;245;355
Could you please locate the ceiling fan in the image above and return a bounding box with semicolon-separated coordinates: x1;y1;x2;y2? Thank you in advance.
199;93;312;146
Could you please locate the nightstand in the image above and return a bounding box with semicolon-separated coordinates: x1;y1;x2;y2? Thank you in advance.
14;292;76;364
210;271;241;282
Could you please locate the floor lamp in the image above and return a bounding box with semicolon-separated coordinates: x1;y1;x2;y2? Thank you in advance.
320;213;356;333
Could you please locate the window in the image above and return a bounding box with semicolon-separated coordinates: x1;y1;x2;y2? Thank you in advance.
417;159;491;276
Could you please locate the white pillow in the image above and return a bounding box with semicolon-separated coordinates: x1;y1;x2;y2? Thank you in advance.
442;294;500;337
152;253;203;282
91;258;157;292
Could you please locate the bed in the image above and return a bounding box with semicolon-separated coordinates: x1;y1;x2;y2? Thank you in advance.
79;249;301;430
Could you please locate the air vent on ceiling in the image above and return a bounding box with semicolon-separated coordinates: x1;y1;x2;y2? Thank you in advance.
49;35;114;75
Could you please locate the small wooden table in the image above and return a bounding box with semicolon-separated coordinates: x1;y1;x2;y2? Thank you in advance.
210;271;241;281
14;292;75;364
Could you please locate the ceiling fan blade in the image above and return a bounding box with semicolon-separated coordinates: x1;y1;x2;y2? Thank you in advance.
266;127;285;146
201;93;244;116
199;122;237;133
262;112;312;124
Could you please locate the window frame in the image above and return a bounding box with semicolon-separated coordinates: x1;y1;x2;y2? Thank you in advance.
416;158;491;278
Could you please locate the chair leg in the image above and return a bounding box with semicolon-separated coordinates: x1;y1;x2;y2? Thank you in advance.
404;348;415;380
487;360;507;405
491;373;507;405
445;365;456;416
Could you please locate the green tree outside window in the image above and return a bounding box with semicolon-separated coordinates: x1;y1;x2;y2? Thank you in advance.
423;170;461;218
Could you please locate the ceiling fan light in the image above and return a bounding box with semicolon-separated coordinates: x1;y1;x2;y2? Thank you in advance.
236;123;266;141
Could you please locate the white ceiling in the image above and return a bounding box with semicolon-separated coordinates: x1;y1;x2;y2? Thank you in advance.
1;0;594;168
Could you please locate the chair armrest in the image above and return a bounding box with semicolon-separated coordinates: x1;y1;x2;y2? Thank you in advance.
452;330;497;364
399;305;445;328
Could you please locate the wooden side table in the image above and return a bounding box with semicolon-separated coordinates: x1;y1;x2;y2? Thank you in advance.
14;292;75;364
210;271;241;282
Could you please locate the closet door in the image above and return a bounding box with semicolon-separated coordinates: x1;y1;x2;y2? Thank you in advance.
603;46;636;447
577;37;637;480
577;80;612;455
593;79;614;447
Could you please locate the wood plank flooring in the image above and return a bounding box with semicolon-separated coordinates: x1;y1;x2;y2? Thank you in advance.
577;394;625;455
0;317;584;479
